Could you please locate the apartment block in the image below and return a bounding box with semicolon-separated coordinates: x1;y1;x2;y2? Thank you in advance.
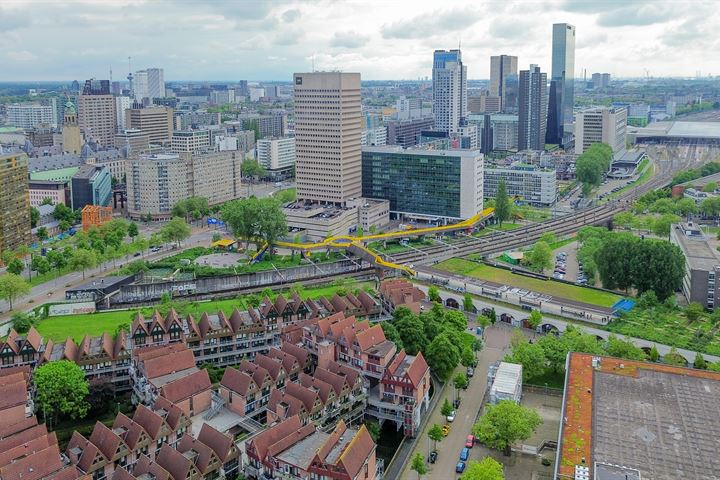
386;117;434;148
256;136;295;179
125;106;174;145
115;128;151;158
171;129;211;153
78;79;116;148
575;107;627;154
0;153;32;257
484;165;557;205
7;103;54;128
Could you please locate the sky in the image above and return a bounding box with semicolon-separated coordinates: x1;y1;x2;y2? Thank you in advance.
1;0;719;82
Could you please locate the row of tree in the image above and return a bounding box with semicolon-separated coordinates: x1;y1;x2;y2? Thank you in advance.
575;143;613;195
670;161;720;186
381;304;480;380
171;196;210;222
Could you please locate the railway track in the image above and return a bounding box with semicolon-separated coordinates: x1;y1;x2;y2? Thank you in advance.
384;159;679;266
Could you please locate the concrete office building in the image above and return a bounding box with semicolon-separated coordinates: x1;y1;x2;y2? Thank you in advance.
115;129;150;158
133;68;165;101
114;96;131;130
29;180;70;207
171;129;211;153
361;126;388;147
546;23;576;146
174;111;221;130
7;103;54;128
592;73;611;89
490;55;518;112
249;87;265;102
125;106;173;145
432;49;467;134
469;114;520;151
210;89;235;105
126;151;242;220
518;65;548;151
257;136;295;179
71;164;112;209
396;96;422;120
26;123;54;147
670;223;720;308
78;79;116;148
239;114;287;139
484;165;557;205
293;72;362;204
0;153;31;257
575;107;627;154
362;146;483;222
386;118;434;148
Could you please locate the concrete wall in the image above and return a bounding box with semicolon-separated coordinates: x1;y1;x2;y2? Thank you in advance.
117;260;368;303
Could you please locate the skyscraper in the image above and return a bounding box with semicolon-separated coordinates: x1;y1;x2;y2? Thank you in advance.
490;55;518;112
0;153;31;258
293;72;362;204
518;65;548;151
546;23;576;145
78;79;116;148
125;106;174;144
432;49;467;134
134;68;165;100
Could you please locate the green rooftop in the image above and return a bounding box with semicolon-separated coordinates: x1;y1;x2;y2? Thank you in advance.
30;166;79;182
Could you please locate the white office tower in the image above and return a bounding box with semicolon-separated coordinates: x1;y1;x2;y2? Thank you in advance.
133;68;165;100
432;49;467;134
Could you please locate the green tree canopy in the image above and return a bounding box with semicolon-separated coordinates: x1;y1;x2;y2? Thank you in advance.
428;424;444;450
460;457;506;480
494;179;510;226
30;207;40;228
35;360;90;423
127;221;139;238
68;248;98;279
472;400;542;456
453;372;469;391
425;333;461;380
427;285;441;303
0;274;31;310
6;258;24;276
524;241;553;272
441;398;454;416
576;143;613;195
410;453;428;479
160;217;191;247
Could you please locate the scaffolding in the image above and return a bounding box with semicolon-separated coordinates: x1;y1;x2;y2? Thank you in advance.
81;205;113;231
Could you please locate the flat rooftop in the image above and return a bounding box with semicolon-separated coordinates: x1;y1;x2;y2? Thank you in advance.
557;353;720;480
670;224;720;271
631;121;720;139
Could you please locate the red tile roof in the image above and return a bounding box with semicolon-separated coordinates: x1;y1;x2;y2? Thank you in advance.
197;423;236;463
356;324;386;351
336;424;375;478
406;352;430;388
142;348;196;379
248;415;303;460
0;444;66;480
155;444;196;480
220;367;256;396
160;368;211;403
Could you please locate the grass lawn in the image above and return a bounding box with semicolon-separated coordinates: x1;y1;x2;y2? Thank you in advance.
274;187;297;203
367;238;434;255
473;222;523;237
435;258;621;308
35;281;374;342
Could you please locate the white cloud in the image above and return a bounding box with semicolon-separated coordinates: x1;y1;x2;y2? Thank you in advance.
0;0;717;80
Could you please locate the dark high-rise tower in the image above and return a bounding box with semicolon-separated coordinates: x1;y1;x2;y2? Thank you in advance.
519;65;547;151
490;55;518;112
546;23;575;146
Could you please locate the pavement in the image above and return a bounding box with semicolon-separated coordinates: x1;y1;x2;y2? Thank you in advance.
0;226;219;324
399;325;513;479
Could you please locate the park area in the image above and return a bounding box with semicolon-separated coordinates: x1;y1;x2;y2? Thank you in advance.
435;258;621;308
35;281;373;342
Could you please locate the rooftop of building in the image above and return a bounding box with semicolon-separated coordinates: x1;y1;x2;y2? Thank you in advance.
65;275;134;293
611;149;645;166
629;121;720;139
362;144;482;158
557;352;720;480
29;166;80;180
670;223;720;271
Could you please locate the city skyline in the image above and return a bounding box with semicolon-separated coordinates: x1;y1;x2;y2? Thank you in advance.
1;0;719;81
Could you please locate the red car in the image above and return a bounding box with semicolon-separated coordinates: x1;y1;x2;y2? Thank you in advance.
465;434;475;448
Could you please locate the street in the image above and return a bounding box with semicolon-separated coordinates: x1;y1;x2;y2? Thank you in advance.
400;325;513;479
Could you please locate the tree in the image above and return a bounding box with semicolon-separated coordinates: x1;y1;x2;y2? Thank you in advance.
69;249;97;279
463;292;474;312
649;344;659;362
441;398;454;416
11;312;34;334
453;372;469;395
527;310;542;330
256;199;287;252
663;347;687;366
703;181;718;192
460;457;505;480
504;341;547;382
30;256;51;275
576;143;613;195
212;232;222;243
410;453;427;479
694;352;708;370
380;322;403;351
127;221;139;239
539;232;557;245
604;335;647;360
652;213;680;238
6;258;24;276
676;198;698;217
685;302;704;322
425;333;460;380
58;220;71;233
52;203;75;223
241;159;267;179
0;274;31;310
428;424;444;451
161;217;191;248
460;347;476;367
30;206;40;228
524;241;553;272
472;400;542;456
494;180;510;226
34;360;89;424
444;309;468;331
428;285;441;303
395;312;428;355
36;226;49;241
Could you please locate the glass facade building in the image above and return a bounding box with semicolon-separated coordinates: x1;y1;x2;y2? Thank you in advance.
362;147;483;221
547;23;576;145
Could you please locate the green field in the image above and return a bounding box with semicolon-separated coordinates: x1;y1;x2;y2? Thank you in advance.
435;258;621;308
473;222;523;237
274;187;297;203
35;281;374;342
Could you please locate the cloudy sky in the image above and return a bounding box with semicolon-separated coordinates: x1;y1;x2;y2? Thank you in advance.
1;0;718;82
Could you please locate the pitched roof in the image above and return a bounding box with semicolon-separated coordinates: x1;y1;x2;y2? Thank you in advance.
177;434;217;474
0;376;27;411
151;396;185;430
313;367;346;396
406;351;430;387
254;354;285;381
238;360;271;388
267;389;305;420
133;454;171;480
132;404;164;439
87;421;124;461
336;424;375;478
220;367;256;396
111;468;136;480
285;382;320;412
299;373;334;404
249;415;303;460
280;342;309;367
0;433;54;469
327;360;361;389
155;444;196;480
267;347;300;374
160;368;211;403
355;324;386;351
197;423;235;463
0;445;65;480
24;327;43;351
142;347;196;379
0;421;43;449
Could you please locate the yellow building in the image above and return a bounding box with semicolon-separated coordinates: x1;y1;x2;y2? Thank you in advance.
62;101;82;154
0;153;31;258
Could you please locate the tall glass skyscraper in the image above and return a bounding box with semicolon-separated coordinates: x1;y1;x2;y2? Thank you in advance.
432;49;467;135
546;23;575;146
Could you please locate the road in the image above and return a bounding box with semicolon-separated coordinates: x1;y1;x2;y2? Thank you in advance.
417;285;720;364
400;325;513;479
0;227;219;323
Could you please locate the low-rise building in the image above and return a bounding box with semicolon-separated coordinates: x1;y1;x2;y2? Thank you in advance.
71;163;112;209
484;164;557;205
670;222;720;308
28;179;70;206
487;361;523;404
378;279;426;314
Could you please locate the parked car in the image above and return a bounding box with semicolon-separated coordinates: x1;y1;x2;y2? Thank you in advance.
465;435;475;448
453;398;461;409
447;411;456;422
429;451;437;463
442;424;451;436
459;447;470;461
456;461;466;473
133;252;142;257
466;367;475;378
